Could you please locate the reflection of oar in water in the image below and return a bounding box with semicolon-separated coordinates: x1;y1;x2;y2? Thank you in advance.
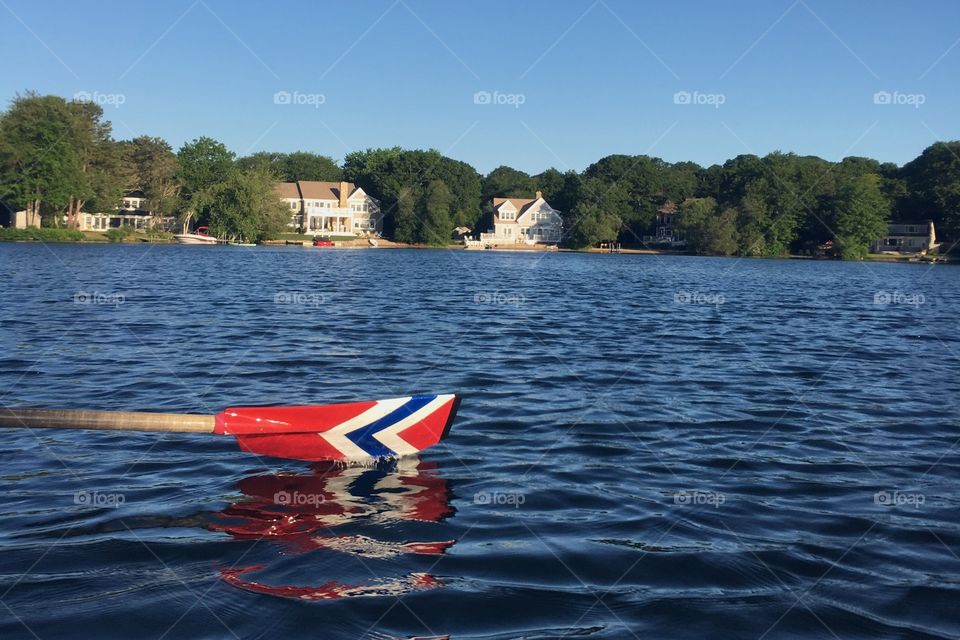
0;394;460;462
213;459;456;599
212;459;455;546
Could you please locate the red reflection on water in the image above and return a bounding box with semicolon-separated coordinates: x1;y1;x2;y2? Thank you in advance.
221;565;441;601
213;458;454;600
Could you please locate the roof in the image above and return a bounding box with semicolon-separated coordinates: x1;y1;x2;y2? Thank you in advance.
275;182;301;199
658;202;678;214
298;181;354;200
493;197;537;221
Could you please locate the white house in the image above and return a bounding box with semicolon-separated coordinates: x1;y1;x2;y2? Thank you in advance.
78;190;175;232
276;180;382;236
479;191;562;245
871;220;938;254
0;203;40;229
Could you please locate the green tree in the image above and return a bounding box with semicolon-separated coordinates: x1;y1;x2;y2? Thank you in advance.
418;180;453;245
121;136;180;222
282;151;341;181
833;173;890;260
0;94;128;228
177;136;235;231
566;202;621;248
677;197;738;255
481;166;536;203
344;148;480;241
534;168;580;217
704;208;739;255
0;93;79;225
62;99;123;228
208;167;289;242
393;188;418;243
237;151;341;182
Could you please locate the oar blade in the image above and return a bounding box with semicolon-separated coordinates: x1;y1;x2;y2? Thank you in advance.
214;394;460;462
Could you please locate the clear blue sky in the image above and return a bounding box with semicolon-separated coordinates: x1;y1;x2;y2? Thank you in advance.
1;0;957;174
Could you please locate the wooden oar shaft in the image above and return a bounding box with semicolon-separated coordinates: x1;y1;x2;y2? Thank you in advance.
0;408;215;434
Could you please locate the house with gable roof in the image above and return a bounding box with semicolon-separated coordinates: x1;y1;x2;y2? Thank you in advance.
478;190;562;245
275;180;382;236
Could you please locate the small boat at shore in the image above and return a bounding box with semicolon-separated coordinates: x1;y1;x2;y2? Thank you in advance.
174;226;218;245
312;236;334;247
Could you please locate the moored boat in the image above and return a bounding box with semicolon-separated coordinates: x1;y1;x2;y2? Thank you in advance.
174;226;218;245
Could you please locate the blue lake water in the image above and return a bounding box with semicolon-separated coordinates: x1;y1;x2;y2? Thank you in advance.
0;244;958;639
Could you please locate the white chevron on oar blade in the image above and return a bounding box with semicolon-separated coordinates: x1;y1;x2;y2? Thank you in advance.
374;395;453;456
321;397;411;459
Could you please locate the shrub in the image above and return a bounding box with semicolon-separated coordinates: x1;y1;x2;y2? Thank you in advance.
0;227;84;242
104;227;137;242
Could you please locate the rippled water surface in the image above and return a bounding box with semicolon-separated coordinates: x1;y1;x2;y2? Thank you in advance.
1;244;958;639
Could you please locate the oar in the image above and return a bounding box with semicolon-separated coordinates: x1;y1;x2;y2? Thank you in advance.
0;394;460;462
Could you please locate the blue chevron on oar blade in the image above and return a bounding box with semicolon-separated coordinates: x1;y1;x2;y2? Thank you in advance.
347;395;437;457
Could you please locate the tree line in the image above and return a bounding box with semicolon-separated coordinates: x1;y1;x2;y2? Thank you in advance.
1;92;958;254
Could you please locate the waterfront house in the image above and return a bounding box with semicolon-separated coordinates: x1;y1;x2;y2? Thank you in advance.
478;191;562;245
78;191;176;232
643;202;685;247
870;220;938;254
0;201;40;229
275;181;382;236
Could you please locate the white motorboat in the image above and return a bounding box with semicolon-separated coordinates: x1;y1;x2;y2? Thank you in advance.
174;226;218;245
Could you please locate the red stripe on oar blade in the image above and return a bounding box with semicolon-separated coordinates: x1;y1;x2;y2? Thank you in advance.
213;400;378;435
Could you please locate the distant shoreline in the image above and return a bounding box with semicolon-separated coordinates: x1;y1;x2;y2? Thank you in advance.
0;232;953;264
